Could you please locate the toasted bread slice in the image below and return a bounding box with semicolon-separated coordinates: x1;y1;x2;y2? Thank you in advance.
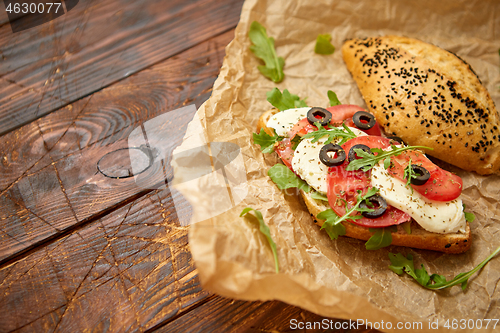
258;110;471;254
342;36;500;175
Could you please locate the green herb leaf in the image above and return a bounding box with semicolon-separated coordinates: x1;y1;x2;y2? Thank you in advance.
302;122;357;146
365;226;397;250
463;204;475;223
253;129;283;154
314;33;335;55
266;88;308;111
401;221;412;235
383;156;391;169
316;187;378;240
310;191;329;202
388;245;500;290
268;164;312;193
465;212;475;223
316;209;346;240
290;134;303;150
240;208;279;273
248;21;285;83
403;158;417;194
327;90;341;106
346;145;433;172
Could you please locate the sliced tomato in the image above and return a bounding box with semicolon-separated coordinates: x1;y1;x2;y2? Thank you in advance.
387;150;463;201
326;105;382;136
327;136;411;228
275;118;317;170
275;105;381;170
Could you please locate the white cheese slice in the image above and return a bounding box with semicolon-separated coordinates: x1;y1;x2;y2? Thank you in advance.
292;127;366;194
266;107;311;136
370;162;466;234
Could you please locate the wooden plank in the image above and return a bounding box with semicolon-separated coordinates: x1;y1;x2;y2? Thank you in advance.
0;0;245;136
0;29;235;263
154;295;380;333
0;185;210;332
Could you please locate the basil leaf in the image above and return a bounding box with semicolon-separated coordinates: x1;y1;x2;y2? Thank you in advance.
316;209;346;240
314;33;335;55
310;191;329;202
240;208;279;273
253;129;282;154
266;88;308;111
388;245;500;290
249;21;284;83
327;90;341;106
268;164;312;193
365;226;396;250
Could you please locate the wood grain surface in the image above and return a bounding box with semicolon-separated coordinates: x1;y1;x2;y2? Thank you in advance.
0;30;234;264
0;0;244;136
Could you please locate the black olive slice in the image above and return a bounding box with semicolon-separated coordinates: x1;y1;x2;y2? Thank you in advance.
307;107;332;126
386;136;405;145
352;111;376;130
348;144;373;163
319;144;346;167
409;164;431;185
359;195;387;218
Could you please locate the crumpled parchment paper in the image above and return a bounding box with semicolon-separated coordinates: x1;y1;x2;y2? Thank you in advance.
173;0;500;331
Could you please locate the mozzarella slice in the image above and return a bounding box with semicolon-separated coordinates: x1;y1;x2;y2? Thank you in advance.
292;127;367;194
370;162;466;234
267;107;311;136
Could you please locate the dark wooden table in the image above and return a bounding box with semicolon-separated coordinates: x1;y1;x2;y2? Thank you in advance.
0;1;378;331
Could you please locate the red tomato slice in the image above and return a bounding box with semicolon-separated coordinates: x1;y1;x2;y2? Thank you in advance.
275;105;381;170
275;118;317;170
387;150;463;201
327;136;412;228
326;105;382;136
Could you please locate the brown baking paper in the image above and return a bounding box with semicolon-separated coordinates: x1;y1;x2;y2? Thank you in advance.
172;0;500;331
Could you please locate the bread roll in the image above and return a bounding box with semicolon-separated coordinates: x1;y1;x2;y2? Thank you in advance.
342;36;500;175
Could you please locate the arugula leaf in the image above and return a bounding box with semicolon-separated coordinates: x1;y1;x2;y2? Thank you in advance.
388;244;500;290
253;129;282;154
403;158;416;194
365;226;397;250
463;204;475;223
310;191;329;202
268;164;312;193
327;90;341;106
315;34;335;55
316;209;346;239
401;221;412;235
302;122;357;146
240;208;279;273
249;21;284;83
290;134;302;150
266;88;308;111
346;145;433;172
316;187;378;240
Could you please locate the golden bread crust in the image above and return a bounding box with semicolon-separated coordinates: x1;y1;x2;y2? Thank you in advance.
342;36;500;175
300;189;471;254
259;111;471;253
